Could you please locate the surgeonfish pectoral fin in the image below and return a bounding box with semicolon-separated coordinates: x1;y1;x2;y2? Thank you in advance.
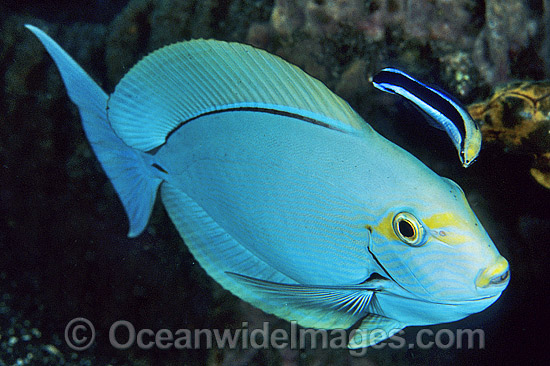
25;25;161;237
348;314;406;349
227;272;376;329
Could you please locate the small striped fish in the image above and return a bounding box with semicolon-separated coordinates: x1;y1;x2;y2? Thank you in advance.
27;25;508;349
372;67;482;168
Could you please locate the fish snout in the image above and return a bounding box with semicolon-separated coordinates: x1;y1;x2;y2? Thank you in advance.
475;256;510;289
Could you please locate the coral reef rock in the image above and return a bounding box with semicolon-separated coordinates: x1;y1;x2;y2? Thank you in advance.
468;81;550;189
473;0;537;84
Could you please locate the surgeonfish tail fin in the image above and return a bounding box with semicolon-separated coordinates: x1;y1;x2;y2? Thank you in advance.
25;24;161;237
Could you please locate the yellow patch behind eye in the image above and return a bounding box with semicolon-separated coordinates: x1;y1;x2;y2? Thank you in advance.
423;212;460;228
423;212;472;245
371;211;475;245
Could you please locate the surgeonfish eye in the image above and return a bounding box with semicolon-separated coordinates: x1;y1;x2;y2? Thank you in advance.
392;212;425;246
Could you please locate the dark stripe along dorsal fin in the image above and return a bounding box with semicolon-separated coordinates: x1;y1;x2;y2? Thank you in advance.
108;40;372;151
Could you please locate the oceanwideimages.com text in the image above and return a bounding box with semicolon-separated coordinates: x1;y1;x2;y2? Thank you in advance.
65;318;485;356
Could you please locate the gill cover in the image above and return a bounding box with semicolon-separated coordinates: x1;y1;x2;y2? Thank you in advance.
369;209;433;298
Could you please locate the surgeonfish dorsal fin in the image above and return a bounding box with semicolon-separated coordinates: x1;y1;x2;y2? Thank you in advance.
108;39;371;151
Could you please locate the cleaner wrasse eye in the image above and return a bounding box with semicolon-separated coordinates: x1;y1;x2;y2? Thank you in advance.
26;25;508;349
372;67;482;168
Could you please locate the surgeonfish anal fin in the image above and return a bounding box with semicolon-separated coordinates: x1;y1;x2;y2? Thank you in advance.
25;24;161;237
108;39;371;151
348;314;406;349
227;272;376;330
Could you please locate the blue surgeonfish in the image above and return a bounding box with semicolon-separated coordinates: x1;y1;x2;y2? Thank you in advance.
372;67;482;168
26;25;509;348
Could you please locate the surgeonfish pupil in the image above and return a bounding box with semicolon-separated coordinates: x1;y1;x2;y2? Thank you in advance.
399;220;415;238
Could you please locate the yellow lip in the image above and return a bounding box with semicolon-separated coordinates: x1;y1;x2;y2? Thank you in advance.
476;256;510;288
